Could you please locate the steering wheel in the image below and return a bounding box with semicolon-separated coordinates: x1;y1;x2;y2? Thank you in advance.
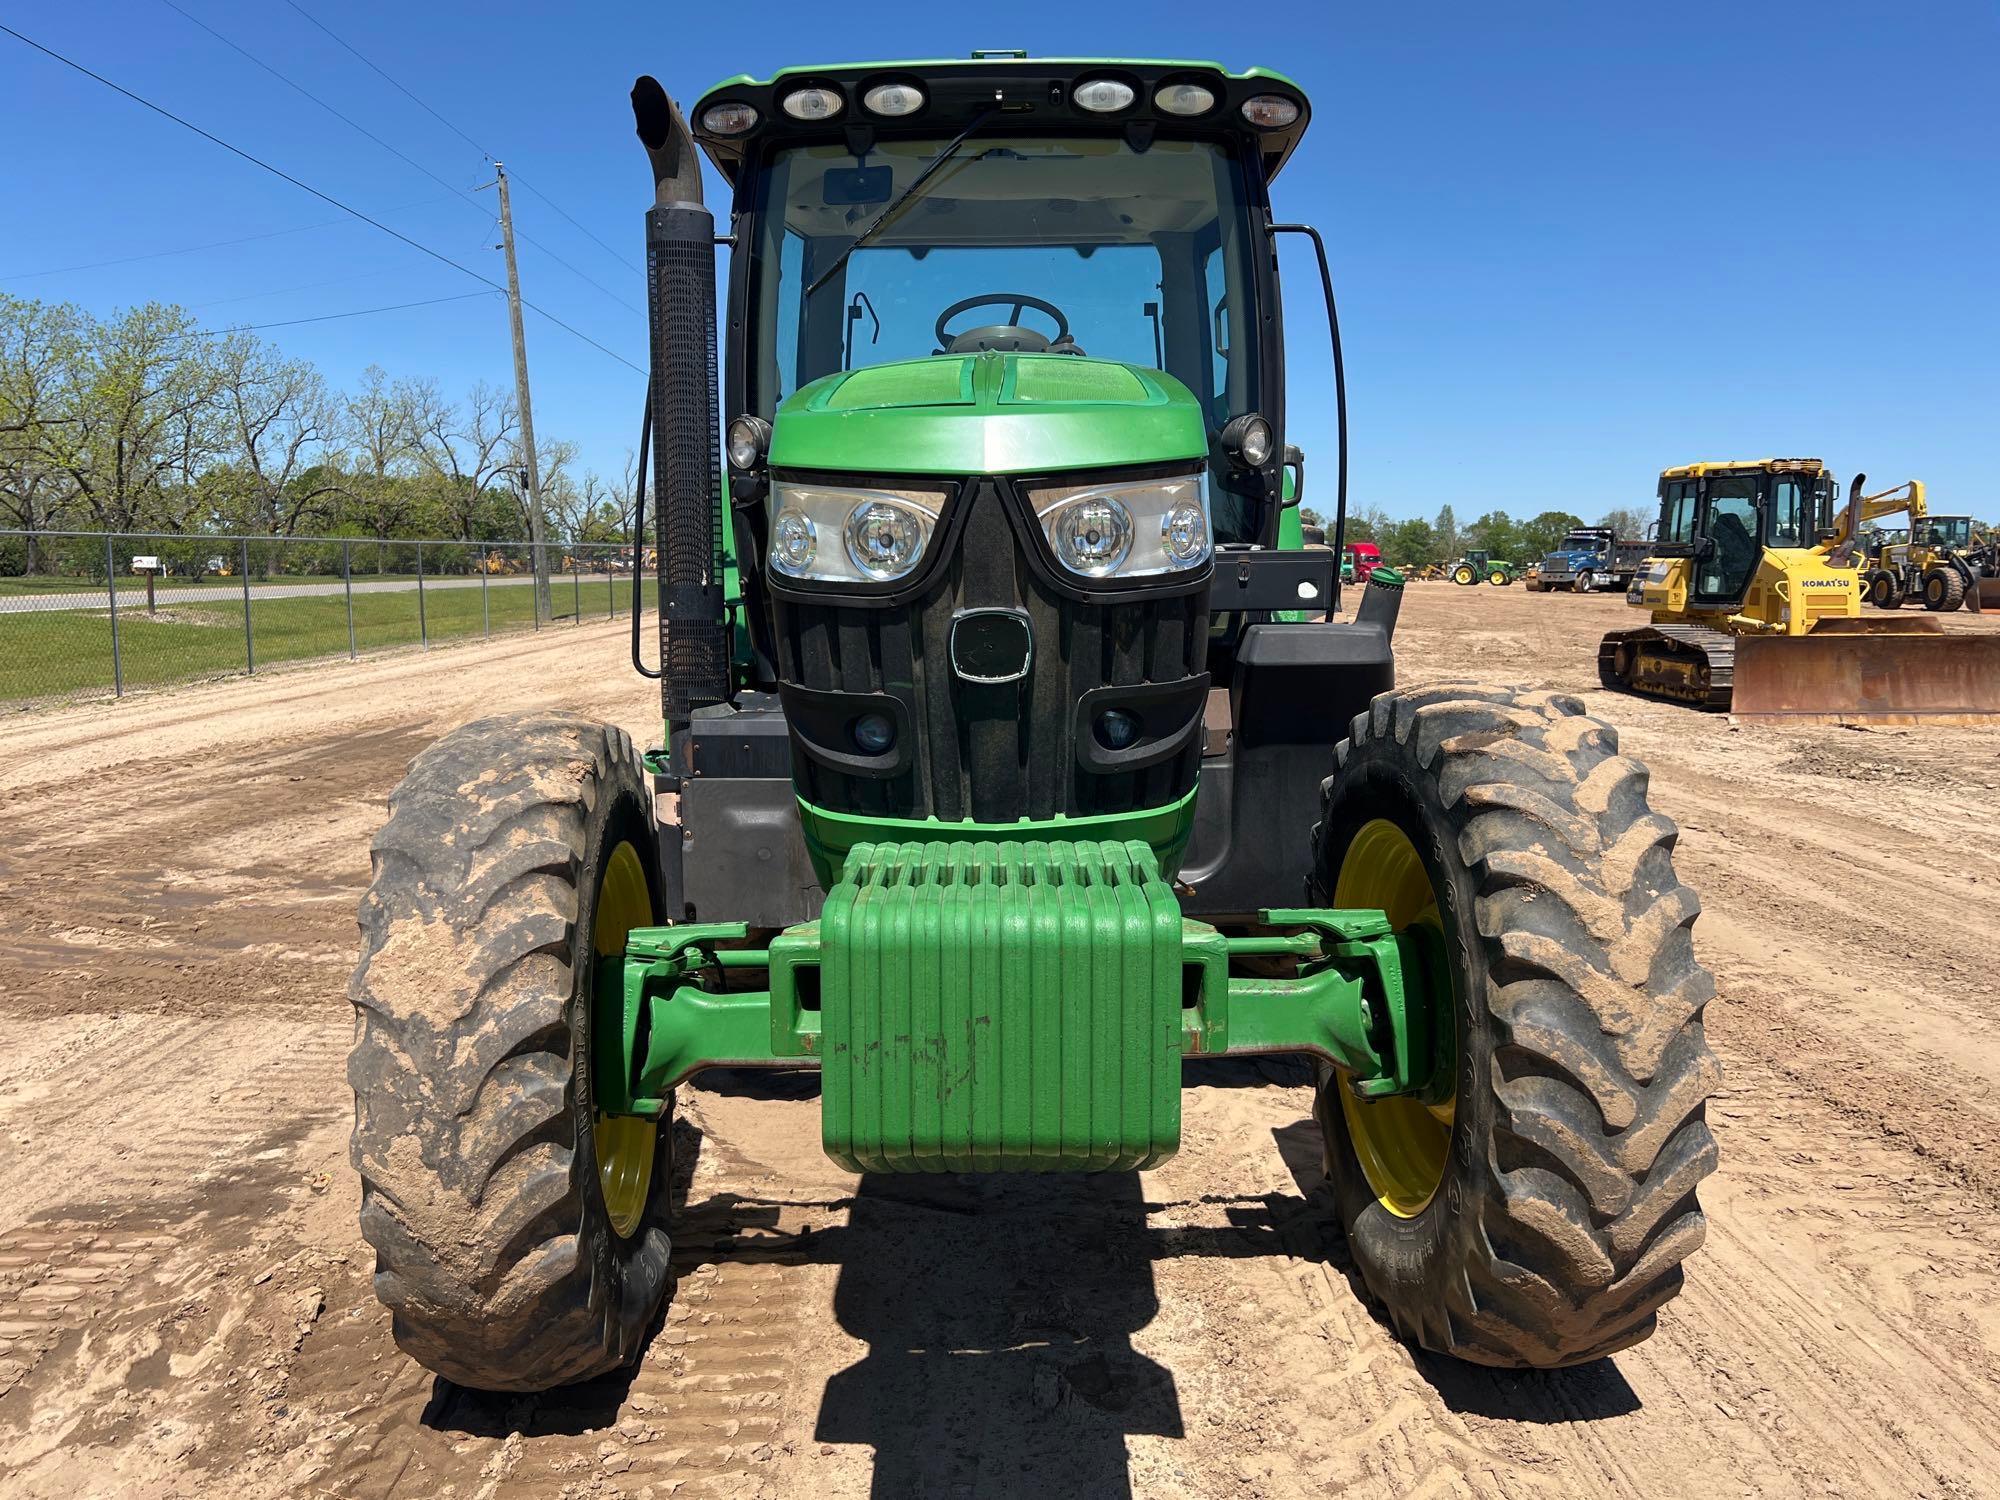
935;293;1073;355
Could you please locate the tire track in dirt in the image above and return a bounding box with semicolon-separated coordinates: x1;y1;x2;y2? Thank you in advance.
6;591;2000;1498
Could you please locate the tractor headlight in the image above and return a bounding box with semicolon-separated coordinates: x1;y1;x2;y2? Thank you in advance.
768;483;938;584
1030;472;1212;580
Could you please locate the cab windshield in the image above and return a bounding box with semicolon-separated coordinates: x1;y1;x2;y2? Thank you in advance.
1926;516;1973;548
744;133;1261;442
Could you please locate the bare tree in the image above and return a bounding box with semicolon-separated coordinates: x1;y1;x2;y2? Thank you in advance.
410;378;518;540
208;334;344;537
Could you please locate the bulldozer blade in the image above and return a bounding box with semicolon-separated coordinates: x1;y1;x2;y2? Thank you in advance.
1730;630;2000;725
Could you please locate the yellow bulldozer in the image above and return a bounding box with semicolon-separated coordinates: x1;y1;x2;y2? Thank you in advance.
1598;458;2000;723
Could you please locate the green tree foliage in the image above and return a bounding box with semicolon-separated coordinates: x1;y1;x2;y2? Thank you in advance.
0;294;629;571
1519;509;1587;559
1464;510;1523;562
1432;504;1460;561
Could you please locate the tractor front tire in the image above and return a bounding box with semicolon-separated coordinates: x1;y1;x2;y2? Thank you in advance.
1922;567;1965;612
1310;686;1719;1367
1490;570;1513;587
1867;571;1905;609
349;714;676;1392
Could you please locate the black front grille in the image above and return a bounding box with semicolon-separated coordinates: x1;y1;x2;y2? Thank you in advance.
770;481;1208;823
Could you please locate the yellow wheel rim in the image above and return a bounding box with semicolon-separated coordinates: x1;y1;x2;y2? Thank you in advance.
593;840;656;1239
1333;819;1456;1218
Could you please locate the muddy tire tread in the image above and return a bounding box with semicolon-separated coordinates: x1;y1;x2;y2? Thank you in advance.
349;713;671;1391
1311;684;1719;1367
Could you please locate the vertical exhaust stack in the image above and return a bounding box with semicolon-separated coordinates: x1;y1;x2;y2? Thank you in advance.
632;76;728;728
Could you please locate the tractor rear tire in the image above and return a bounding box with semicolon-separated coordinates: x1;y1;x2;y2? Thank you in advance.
349;714;676;1392
1453;565;1478;586
1922;567;1965;612
1309;686;1719;1367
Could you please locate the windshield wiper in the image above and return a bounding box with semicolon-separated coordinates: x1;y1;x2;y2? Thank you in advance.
803;106;998;299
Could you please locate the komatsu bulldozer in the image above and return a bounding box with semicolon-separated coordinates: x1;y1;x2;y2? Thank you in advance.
1599;460;2000;721
348;54;1722;1395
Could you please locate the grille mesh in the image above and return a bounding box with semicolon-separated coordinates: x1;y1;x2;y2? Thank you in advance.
772;483;1207;822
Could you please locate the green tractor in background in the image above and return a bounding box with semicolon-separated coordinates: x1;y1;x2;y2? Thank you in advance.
1449;549;1518;586
349;54;1718;1393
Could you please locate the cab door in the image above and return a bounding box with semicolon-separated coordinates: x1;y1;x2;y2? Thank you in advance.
1691;474;1763;606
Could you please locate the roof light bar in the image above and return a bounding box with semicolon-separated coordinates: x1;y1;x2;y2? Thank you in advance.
862;81;925;117
1240;94;1301;129
700;101;759;135
1072;78;1136;113
780;86;844;121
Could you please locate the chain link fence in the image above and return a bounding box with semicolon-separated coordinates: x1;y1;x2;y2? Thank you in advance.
0;530;653;709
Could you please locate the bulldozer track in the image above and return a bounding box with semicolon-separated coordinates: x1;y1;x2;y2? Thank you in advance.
1598;625;1736;709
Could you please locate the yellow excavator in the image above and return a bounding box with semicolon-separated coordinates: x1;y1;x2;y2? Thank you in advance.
1598;459;2000;723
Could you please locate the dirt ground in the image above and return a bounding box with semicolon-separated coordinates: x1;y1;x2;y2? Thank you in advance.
3;589;1999;1500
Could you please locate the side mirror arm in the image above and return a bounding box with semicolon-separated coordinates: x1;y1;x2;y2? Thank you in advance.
1270;222;1346;613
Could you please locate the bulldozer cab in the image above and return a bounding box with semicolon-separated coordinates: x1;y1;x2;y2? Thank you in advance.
1654;460;1833;608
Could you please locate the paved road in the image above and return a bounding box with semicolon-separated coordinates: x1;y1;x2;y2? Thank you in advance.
0;573;632;614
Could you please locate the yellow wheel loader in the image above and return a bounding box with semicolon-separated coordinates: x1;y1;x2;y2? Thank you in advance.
1599;459;2000;723
1849;486;1986;614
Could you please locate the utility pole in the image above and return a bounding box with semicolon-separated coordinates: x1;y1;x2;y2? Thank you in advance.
487;162;552;621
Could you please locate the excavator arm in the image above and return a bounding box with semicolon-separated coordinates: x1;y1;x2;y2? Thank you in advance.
1826;474;1925;561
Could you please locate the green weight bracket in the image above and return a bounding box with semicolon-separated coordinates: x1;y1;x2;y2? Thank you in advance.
1182;909;1450;1101
593;921;814;1117
595;889;1453;1157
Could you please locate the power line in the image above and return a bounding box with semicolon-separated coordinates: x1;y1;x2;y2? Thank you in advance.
281;0;492;157
215;291;497;333
282;0;643;278
192;269;390;311
160;0;640;314
0;195;450;281
508;171;643;279
0;23;644;375
160;0;481;207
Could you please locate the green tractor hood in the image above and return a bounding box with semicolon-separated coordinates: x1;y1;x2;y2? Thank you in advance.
769;352;1208;476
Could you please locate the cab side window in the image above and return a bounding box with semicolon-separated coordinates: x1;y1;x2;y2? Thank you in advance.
1770;478;1804;548
1662;480;1697;544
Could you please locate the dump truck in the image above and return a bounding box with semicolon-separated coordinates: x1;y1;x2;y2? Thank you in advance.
1599;460;2000;721
1528;527;1649;593
349;54;1721;1394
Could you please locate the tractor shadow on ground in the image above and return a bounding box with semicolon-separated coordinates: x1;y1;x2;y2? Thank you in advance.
813;1170;1184;1500
1268;1121;1644;1425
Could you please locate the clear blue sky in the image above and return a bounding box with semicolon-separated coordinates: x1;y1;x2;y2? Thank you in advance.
5;2;1995;522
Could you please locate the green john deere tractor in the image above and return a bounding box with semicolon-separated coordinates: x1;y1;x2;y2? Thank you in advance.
1449;549;1517;586
350;54;1719;1392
